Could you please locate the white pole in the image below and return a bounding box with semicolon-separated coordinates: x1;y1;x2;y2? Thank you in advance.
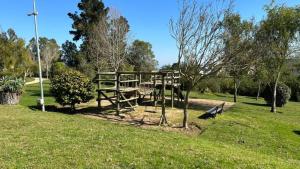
31;0;45;111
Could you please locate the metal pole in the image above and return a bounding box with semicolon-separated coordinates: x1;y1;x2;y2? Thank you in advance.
30;0;45;111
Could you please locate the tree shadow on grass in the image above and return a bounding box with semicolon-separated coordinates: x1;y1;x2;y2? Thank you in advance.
242;102;268;107
29;105;76;115
164;99;209;111
214;93;231;98
198;113;215;120
293;130;300;136
29;104;158;125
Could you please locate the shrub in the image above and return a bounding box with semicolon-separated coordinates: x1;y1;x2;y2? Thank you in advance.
262;83;291;107
0;76;24;94
50;69;94;111
286;80;300;102
51;62;69;77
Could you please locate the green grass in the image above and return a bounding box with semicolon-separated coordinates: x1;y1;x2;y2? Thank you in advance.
0;82;299;168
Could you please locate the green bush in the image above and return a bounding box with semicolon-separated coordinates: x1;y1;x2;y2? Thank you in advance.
50;69;94;111
286;80;300;102
0;76;24;94
51;62;69;76
262;83;291;107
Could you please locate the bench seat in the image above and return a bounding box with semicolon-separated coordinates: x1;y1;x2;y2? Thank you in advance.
205;102;225;118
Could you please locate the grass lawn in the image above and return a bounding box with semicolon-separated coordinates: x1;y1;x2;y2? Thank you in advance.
0;82;299;168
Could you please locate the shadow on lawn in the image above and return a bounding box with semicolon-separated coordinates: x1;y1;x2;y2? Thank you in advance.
293;130;300;136
198;113;215;120
242;102;268;107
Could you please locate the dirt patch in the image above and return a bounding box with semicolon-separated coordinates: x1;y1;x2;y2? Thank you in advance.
84;112;202;135
79;98;235;135
189;98;234;110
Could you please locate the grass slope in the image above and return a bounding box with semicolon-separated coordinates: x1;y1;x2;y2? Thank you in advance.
0;82;299;168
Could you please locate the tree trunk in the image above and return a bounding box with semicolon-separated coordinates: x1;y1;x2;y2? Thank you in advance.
70;103;76;113
24;71;27;83
183;89;190;129
46;64;49;79
234;78;238;103
256;82;261;101
271;73;280;113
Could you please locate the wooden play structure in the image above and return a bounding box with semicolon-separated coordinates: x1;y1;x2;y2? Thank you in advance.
95;71;183;124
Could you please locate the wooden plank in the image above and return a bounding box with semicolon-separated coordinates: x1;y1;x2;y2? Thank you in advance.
99;91;116;105
97;72;116;75
95;79;117;82
119;97;139;103
139;73;142;84
96;88;117;92
117;71;168;75
97;73;101;109
116;74;120;115
171;72;174;108
134;74;138;106
153;74;157;107
119;88;139;93
97;96;116;100
120;80;139;83
160;74;167;125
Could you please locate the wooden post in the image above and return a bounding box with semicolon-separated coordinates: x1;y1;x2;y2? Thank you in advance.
139;73;142;85
116;73;121;116
177;72;180;106
171;72;174;108
153;74;157;107
134;73;138;106
160;73;167;125
114;73;117;97
97;73;102;111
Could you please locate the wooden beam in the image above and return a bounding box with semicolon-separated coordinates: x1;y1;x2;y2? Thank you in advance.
134;74;138;106
160;74;167;126
153;74;157;107
171;72;174;108
97;73;101;111
99;91;116;105
116;73;120;116
97;72;116;75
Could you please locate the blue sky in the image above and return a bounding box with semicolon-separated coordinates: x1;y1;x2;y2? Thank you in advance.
0;0;299;67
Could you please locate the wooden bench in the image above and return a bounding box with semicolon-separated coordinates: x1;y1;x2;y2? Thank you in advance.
206;102;225;118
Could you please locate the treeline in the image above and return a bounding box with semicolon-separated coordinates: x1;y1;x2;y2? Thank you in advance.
166;0;300;128
61;0;158;78
162;0;300;102
0;0;158;80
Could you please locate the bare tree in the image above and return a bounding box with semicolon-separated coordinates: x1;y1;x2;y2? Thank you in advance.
88;8;130;73
88;17;110;72
170;0;232;128
42;41;60;79
107;8;130;72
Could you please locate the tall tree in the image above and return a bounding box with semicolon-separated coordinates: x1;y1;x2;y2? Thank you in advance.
61;40;80;68
127;40;157;72
170;0;232;128
87;16;109;72
256;3;300;113
0;28;33;78
87;8;130;72
68;0;109;75
28;37;60;78
107;9;130;71
68;0;109;42
223;13;255;102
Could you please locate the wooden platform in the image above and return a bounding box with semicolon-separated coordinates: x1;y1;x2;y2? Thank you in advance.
97;87;139;93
